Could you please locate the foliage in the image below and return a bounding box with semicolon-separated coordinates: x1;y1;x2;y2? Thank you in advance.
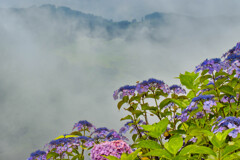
27;42;240;160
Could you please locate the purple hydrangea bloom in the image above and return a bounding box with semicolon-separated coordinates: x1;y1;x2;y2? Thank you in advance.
203;100;216;113
27;150;46;160
213;116;240;138
196;112;204;119
73;120;95;131
91;127;110;139
221;95;235;103
192;95;214;102
189;137;197;143
226;60;240;78
113;85;136;100
90;140;132;160
121;120;146;134
169;85;186;94
195;58;223;74
136;78;170;94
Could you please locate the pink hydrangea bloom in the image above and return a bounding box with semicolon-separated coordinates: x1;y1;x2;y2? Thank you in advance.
90;140;132;160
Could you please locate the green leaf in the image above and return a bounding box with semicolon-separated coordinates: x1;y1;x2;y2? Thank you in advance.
120;115;133;121
135;140;161;149
141;118;169;138
143;149;172;159
132;134;137;142
169;130;186;135
219;85;236;96
179;71;199;89
117;96;129;110
102;155;119;160
126;148;141;160
46;152;59;159
164;135;183;155
223;151;240;160
208;129;234;148
159;98;171;109
222;144;240;158
179;145;216;157
200;75;212;83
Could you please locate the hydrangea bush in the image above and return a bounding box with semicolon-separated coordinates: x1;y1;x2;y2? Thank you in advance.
28;42;240;160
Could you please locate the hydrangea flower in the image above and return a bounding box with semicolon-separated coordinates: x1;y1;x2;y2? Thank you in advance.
46;137;79;156
226;60;240;78
113;85;136;100
195;58;223;74
73;120;95;131
192;95;214;102
90;140;132;160
178;95;216;122
91;127;110;139
213;116;240;138
169;85;186;94
221;95;235;103
119;120;146;135
27;150;46;160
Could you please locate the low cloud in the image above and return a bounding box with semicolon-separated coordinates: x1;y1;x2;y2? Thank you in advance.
0;5;240;159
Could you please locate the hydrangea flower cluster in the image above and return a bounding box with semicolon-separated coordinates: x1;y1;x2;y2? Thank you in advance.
119;120;146;135
91;127;127;142
73;120;95;131
169;85;186;94
136;78;170;94
178;95;216;122
222;42;240;59
221;95;235;103
113;78;170;100
27;150;46;160
113;85;136;100
195;58;223;74
226;60;240;78
213;116;240;138
90;140;132;160
46;137;78;156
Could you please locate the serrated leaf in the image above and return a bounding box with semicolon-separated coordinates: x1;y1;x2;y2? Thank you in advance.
179;145;216;156
135;140;161;149
219;85;236;96
141;118;169;138
222;144;240;158
143;149;172;159
164;135;183;155
179;71;199;89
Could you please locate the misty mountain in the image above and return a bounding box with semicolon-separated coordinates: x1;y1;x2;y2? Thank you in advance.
0;4;190;41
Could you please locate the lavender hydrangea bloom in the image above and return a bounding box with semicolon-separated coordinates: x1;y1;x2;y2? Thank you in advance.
119;120;146;135
91;127;110;139
73;120;95;131
113;85;136;100
227;60;240;78
195;58;223;74
192;95;214;102
27;150;46;160
90;140;132;160
178;95;215;122
136;78;170;94
213;116;240;138
221;95;235;103
203;100;216;113
169;85;186;94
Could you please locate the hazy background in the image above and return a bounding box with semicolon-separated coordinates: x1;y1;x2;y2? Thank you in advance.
0;1;240;159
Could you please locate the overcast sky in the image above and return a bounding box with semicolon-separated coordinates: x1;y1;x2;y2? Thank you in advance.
1;1;240;160
1;0;240;20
